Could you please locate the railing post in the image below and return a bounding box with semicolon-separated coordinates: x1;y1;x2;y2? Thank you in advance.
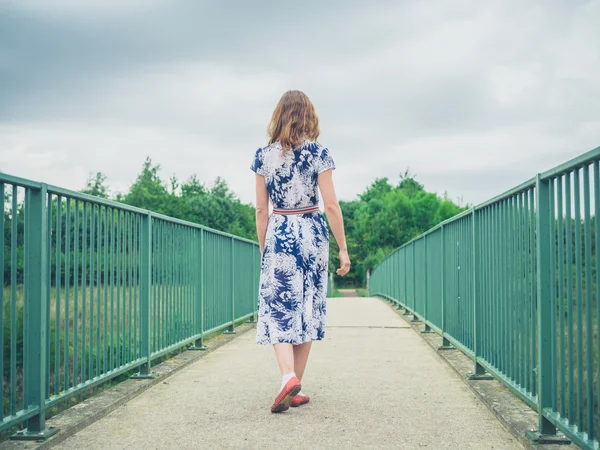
439;224;452;350
224;237;236;334
422;235;431;333
131;212;155;379
468;209;492;380
247;244;257;323
11;184;59;441
528;174;561;442
190;228;207;350
411;243;420;322
403;249;410;315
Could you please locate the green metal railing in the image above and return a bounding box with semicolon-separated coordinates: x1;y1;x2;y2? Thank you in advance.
370;146;600;449
0;173;260;440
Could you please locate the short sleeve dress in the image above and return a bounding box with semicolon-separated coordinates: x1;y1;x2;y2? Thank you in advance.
250;140;335;345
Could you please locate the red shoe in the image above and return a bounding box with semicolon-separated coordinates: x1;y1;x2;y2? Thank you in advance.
271;377;302;413
290;394;310;407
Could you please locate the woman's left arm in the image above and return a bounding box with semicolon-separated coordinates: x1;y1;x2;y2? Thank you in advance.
255;174;269;253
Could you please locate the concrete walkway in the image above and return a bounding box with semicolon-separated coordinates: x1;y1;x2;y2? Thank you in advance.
55;298;522;450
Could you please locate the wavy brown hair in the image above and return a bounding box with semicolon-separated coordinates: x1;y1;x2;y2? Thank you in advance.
268;90;320;151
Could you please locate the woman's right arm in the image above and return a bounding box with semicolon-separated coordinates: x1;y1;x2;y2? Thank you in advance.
318;169;351;276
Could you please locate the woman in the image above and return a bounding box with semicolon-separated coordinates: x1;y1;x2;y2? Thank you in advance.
250;90;351;413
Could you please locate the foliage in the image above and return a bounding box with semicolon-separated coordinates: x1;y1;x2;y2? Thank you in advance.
2;159;465;288
81;172;110;199
330;172;467;288
116;158;256;240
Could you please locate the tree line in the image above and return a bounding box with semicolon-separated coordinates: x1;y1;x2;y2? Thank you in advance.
3;159;465;288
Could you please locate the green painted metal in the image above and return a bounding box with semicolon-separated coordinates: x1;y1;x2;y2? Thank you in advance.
370;146;600;449
535;175;555;436
0;172;260;437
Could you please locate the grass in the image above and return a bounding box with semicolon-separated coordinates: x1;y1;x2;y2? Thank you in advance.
1;283;204;439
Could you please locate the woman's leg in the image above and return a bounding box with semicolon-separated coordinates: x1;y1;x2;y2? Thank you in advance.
293;341;312;381
273;343;295;375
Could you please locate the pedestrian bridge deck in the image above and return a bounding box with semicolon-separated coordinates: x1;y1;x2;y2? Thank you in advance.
52;297;521;450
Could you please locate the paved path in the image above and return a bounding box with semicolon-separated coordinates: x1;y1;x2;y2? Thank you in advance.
55;298;522;449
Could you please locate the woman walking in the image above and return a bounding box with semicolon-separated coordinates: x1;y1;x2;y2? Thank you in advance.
250;90;351;413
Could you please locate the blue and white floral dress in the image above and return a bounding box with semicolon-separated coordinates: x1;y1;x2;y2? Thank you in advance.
250;140;335;345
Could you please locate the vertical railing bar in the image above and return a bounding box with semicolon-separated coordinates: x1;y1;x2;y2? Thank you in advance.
164;220;168;350
481;210;487;362
565;172;574;423
19;183;54;435
402;243;410;312
519;192;526;387
161;221;166;351
583;164;593;440
64;198;71;391
412;242;416;316
501;201;507;374
174;225;180;342
493;203;499;369
73;199;79;387
574;168;583;430
179;226;184;341
134;215;139;360
45;193;52;398
89;203;95;380
103;206;108;375
170;223;175;345
152;219;158;354
188;229;193;338
128;213;133;363
138;212;152;377
121;212;127;366
512;195;519;384
557;176;566;418
0;184;4;421
506;198;512;379
183;228;188;339
594;160;600;443
549;178;557;412
23;189;29;414
490;206;495;365
231;236;235;329
184;227;189;340
81;202;87;383
199;228;206;347
116;210;121;367
55;196;62;396
96;205;101;378
524;190;534;392
505;200;510;375
110;208;115;371
424;234;428;326
165;221;169;347
535;174;557;436
529;188;536;396
472;209;480;374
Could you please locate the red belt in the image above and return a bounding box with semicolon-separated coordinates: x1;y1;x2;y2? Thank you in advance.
272;205;320;215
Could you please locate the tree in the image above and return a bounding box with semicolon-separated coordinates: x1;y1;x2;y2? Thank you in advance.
122;158;170;213
81;172;110;198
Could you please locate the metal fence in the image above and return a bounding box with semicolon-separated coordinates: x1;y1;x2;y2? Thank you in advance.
370;146;600;449
0;173;260;440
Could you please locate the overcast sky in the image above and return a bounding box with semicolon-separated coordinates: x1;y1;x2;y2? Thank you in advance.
0;0;598;207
